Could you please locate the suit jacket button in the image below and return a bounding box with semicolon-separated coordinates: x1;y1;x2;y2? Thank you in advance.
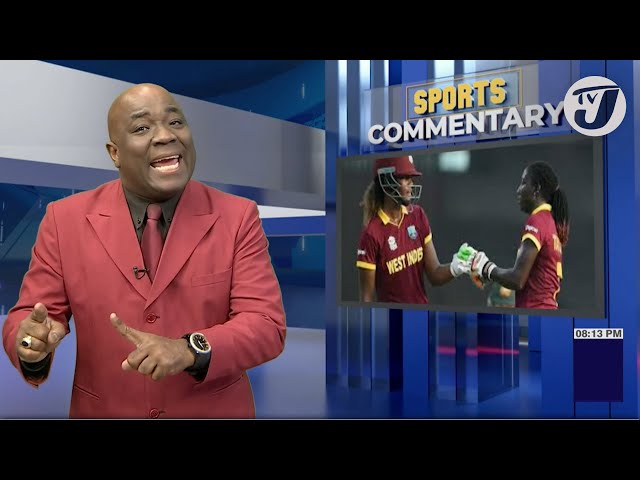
146;313;158;323
149;408;160;419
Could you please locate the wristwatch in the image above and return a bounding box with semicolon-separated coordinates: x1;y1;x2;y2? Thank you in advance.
182;332;212;373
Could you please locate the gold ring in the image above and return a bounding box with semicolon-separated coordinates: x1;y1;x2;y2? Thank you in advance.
21;335;32;349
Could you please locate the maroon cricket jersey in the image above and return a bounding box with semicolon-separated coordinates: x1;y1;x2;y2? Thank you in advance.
356;204;432;304
516;203;563;309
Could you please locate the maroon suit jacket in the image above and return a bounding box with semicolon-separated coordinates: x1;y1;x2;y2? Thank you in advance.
2;179;286;418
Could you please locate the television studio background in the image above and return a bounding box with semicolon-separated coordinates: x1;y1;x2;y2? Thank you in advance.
0;59;638;419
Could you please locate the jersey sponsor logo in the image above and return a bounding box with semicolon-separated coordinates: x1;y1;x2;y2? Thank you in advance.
525;224;539;234
388;236;398;251
386;246;424;275
357;249;366;256
407;225;418;240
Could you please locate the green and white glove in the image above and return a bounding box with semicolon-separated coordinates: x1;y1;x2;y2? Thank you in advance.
450;242;475;277
457;242;477;262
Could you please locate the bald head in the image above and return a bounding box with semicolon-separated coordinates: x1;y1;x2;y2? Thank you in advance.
105;82;196;201
107;83;179;142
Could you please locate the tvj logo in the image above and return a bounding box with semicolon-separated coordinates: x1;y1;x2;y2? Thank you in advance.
564;76;626;137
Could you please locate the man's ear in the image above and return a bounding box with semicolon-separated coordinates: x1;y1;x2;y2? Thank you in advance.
106;142;120;168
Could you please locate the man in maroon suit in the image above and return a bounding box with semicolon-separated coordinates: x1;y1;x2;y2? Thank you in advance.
1;83;286;418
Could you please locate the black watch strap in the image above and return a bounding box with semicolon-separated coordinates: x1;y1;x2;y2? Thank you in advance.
182;333;212;378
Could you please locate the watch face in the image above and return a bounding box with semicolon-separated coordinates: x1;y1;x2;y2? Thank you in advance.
190;333;211;354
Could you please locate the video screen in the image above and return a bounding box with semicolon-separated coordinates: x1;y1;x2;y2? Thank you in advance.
337;134;605;318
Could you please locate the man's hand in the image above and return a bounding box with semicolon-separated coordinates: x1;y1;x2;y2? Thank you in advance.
16;303;67;363
110;313;195;381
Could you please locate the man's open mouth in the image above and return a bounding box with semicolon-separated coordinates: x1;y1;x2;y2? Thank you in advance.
151;155;181;173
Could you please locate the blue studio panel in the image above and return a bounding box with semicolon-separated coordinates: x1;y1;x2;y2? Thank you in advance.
326;60;409;393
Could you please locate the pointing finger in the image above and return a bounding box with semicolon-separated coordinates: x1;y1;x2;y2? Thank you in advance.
110;313;143;347
30;303;49;324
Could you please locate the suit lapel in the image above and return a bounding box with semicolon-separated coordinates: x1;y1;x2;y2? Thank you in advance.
86;183;151;299
145;182;220;309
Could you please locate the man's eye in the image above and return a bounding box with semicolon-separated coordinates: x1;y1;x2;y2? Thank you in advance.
134;126;148;133
170;119;183;126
